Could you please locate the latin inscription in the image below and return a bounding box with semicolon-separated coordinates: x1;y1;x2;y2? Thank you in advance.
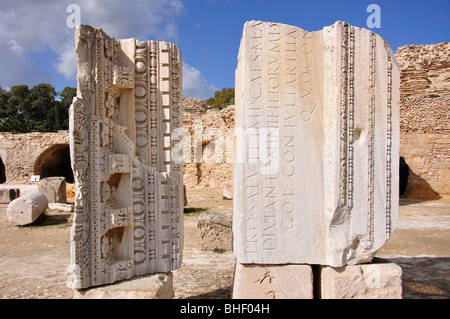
243;22;311;255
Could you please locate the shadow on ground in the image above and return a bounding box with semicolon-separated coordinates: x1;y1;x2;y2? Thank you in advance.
186;286;233;299
384;257;450;299
26;212;72;227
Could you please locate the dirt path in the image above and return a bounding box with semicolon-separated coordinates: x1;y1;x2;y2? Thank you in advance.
0;206;72;298
377;197;450;299
0;189;449;299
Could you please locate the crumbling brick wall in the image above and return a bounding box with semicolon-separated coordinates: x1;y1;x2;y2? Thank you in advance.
396;42;450;196
182;104;234;189
397;42;450;97
399;97;450;195
0;131;69;183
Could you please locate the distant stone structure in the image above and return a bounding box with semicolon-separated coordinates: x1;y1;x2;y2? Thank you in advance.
0;132;71;183
182;97;208;112
182;104;235;189
396;42;450;196
396;42;449;97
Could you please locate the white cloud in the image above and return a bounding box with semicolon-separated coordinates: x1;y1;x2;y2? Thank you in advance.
0;0;187;87
7;40;23;54
77;0;185;40
0;0;217;100
182;62;218;100
0;38;54;89
54;41;77;81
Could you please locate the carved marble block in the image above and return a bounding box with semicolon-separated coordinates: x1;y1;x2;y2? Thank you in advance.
233;21;400;267
68;25;183;289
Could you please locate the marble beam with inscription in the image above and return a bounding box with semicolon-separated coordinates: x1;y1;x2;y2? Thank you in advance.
233;20;400;268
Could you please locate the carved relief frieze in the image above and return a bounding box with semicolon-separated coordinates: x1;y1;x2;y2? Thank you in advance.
68;25;183;289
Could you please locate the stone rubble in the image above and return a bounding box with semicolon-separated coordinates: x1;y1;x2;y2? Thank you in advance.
396;42;450;97
38;177;66;204
197;211;232;251
319;260;403;299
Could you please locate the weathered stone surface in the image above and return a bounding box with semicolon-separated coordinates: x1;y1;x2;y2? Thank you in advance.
0;185;39;205
396;42;450;97
233;21;400;267
0;132;70;184
38;176;66;203
48;202;74;212
223;179;233;199
68;25;183;289
182;104;235;189
6;191;48;225
233;263;313;299
400;97;450;196
320;261;402;299
73;272;174;299
198;211;232;251
10;184;38;196
0;187;20;204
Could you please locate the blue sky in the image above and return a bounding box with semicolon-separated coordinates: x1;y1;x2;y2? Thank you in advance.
0;0;448;100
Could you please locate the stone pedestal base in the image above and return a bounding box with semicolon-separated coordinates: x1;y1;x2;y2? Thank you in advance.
232;261;402;299
319;261;402;299
232;263;314;299
73;272;174;299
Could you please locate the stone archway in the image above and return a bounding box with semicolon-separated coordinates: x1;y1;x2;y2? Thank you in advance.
34;144;74;183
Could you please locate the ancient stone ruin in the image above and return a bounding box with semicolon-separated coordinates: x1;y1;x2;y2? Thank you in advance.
2;17;445;299
396;42;450;98
68;25;183;289
6;191;48;226
233;20;400;297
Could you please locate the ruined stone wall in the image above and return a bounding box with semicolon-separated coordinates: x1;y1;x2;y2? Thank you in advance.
396;42;450;196
400;97;450;134
0;131;70;183
0;100;236;190
400;133;449;196
182;97;208;111
182;102;234;189
396;42;450;97
399;97;449;195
